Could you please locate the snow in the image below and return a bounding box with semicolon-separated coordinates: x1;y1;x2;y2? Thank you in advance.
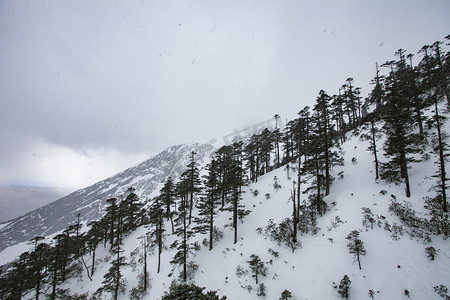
0;241;32;265
0;222;9;231
4;109;450;299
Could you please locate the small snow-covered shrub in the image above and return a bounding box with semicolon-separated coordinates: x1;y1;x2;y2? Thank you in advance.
327;216;345;231
368;289;380;299
235;265;248;277
129;270;150;300
280;289;292;299
273;176;282;191
161;283;226;300
264;218;301;252
268;248;279;258
424;195;450;236
184;261;198;281
404;289;410;298
193;241;201;252
130;247;140;271
362;207;376;229
257;283;266;296
389;200;426;229
434;284;449;299
337;274;351;299
390;222;404;240
425;246;438;261
213;226;224;243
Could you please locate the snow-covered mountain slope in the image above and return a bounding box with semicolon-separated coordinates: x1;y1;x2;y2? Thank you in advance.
0;143;214;253
50;117;449;299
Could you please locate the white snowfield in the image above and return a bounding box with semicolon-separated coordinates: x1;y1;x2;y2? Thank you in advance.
3;109;450;299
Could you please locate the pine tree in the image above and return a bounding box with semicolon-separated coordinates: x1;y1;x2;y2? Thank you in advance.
28;241;51;300
361;113;382;181
216;145;234;207
228;142;250;244
131;235;150;299
426;96;450;236
290;181;298;243
342;78;361;128
274;113;282;167
346;230;366;270
405;53;425;139
368;62;386;112
86;220;102;277
171;176;195;282
331;93;346;144
247;254;267;284
381;50;421;197
121;187;143;233
0;251;31;299
295;106;312;220
105;197;119;247
160;177;176;233
194;158;222;250
148;195;166;273
432;96;448;215
433;40;450;106
260;128;274;173
282;120;295;162
245;134;261;182
101;201;128;300
48;234;71;299
182;151;202;225
369;115;381;180
313;90;334;196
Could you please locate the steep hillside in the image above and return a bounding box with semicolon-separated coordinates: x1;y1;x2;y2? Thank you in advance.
0;143;214;252
43;110;450;299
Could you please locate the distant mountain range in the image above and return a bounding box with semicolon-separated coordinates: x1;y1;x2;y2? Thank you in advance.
0;185;72;223
0;143;214;252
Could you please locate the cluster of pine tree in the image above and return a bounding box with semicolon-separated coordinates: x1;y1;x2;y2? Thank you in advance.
0;188;146;300
0;36;448;299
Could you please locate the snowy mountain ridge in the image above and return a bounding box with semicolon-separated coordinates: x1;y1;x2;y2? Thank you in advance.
0;143;214;253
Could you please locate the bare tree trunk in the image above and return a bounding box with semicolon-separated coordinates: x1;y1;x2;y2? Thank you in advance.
371;118;379;180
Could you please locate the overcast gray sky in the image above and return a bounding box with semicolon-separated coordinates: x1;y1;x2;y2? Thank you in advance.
0;0;449;190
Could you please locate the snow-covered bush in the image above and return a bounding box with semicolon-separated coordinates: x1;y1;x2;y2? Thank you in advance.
273;176;282;191
279;289;292;299
264;219;301;252
362;207;376;229
257;283;266;296
425;246;438;261
433;284;449;299
161;283;226;300
337;274;351;299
